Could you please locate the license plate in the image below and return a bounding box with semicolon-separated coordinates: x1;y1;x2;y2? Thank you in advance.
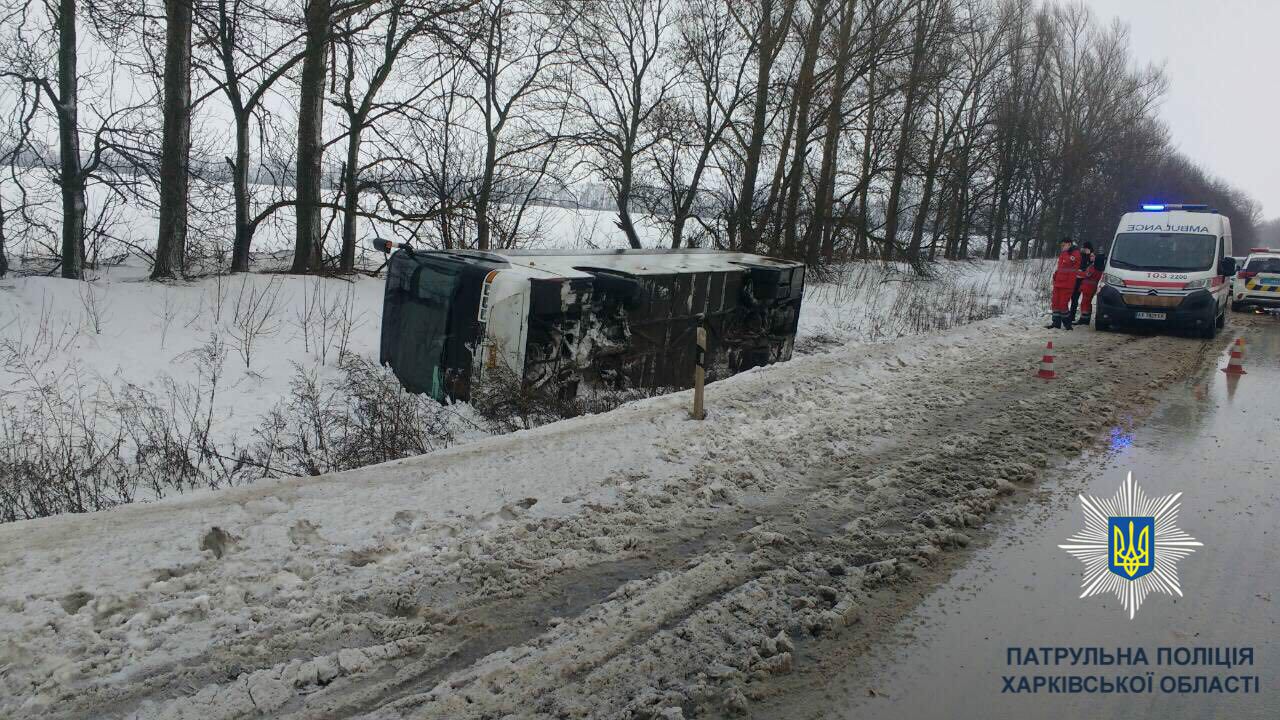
1135;311;1166;320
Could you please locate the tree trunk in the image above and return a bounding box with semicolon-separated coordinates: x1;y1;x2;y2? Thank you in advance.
0;212;8;278
955;186;971;259
671;215;686;249
780;2;825;260
229;114;252;271
291;0;332;274
152;0;194;280
880;103;914;262
733;0;796;254
671;132;718;250
908;114;944;262
759;97;799;254
881;3;934;262
734;46;771;254
986;170;1009;260
339;124;363;271
855;63;878;259
616;147;642;249
810;0;856;265
476;128;497;250
56;0;84;280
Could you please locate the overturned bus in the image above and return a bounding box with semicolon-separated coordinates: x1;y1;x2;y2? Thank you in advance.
377;245;806;404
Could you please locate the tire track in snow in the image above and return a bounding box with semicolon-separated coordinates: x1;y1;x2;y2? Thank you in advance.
2;321;1220;719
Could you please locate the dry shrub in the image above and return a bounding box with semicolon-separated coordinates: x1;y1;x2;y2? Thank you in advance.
0;350;459;522
251;354;456;477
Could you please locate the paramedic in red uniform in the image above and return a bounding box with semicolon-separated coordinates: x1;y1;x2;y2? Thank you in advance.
1077;242;1103;326
1047;237;1082;330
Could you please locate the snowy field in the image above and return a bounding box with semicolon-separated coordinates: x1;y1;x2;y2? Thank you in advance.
1;251;1050;516
0;174;668;272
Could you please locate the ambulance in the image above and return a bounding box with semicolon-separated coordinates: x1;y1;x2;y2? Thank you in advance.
1094;204;1237;338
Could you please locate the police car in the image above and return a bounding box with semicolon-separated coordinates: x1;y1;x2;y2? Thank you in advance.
1231;248;1280;311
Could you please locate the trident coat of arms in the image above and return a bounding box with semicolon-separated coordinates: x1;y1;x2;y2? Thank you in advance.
1060;473;1203;618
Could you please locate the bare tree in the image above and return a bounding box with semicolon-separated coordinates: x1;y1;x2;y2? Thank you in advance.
289;0;336;273
880;0;949;262
0;0;157;278
0;0;88;278
328;0;471;271
0;0;1263;288
805;0;859;264
450;0;575;251
644;0;750;248
192;0;306;272
567;0;678;249
228;274;284;368
728;0;798;252
0;142;45;278
775;0;831;259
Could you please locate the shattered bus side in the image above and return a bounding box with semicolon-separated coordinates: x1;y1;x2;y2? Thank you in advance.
379;247;805;406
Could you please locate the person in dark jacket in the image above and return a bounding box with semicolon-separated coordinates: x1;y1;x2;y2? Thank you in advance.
1078;244;1104;326
1048;237;1083;329
1069;242;1092;321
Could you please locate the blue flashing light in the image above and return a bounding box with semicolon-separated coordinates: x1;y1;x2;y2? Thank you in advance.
1141;204;1166;211
1109;426;1134;452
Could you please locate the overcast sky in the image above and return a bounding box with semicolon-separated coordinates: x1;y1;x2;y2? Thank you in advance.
1086;0;1280;218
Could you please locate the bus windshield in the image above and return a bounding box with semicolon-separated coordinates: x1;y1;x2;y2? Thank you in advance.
381;254;463;400
1109;232;1217;272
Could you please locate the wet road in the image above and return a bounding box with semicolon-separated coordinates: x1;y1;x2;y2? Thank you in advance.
756;313;1279;720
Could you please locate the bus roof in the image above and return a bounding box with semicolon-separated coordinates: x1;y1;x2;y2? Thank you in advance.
422;248;804;279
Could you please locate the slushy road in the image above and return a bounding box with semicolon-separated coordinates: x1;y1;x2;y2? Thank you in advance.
753;312;1279;720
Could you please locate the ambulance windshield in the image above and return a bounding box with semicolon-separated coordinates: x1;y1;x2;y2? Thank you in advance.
1109;232;1217;272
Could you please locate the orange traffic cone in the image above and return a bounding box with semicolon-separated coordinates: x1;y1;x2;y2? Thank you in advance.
1221;338;1247;375
1037;341;1057;379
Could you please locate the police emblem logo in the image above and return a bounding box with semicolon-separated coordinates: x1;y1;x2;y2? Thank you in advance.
1109;516;1154;579
1059;473;1203;618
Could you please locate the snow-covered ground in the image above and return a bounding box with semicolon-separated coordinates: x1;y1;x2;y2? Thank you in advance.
1;265;391;442
0;248;1075;718
0;308;1211;718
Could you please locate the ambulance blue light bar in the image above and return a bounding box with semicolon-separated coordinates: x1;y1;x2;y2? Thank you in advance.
1140;203;1209;212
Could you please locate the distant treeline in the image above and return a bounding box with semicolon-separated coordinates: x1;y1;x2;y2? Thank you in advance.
0;0;1264;281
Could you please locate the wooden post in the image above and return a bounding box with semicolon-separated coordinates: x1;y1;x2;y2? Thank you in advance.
692;325;707;420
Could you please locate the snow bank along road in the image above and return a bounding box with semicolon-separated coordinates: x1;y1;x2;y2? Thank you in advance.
0;317;1222;719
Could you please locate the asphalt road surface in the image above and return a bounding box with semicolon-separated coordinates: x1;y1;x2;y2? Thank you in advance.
753;312;1279;720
